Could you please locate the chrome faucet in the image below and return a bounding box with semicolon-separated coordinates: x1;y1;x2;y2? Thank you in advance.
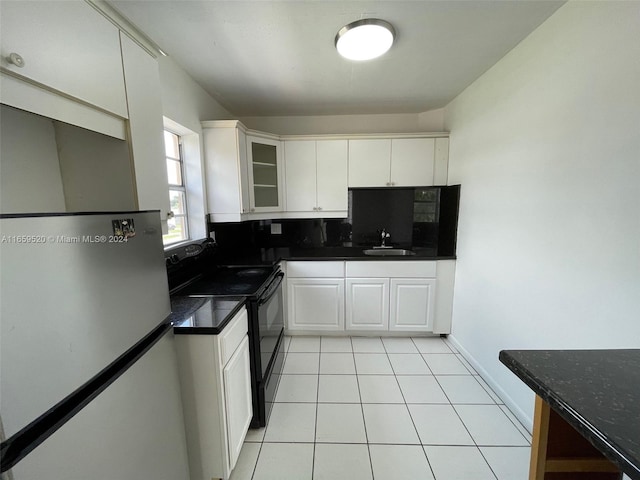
380;228;391;247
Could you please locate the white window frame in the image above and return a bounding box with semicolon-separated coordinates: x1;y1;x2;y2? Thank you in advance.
163;129;190;245
163;117;207;246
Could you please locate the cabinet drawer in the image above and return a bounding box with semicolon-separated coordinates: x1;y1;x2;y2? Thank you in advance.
287;261;344;278
220;308;248;366
346;261;436;278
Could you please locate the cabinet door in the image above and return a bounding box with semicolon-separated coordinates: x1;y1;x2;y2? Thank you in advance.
389;279;436;332
223;336;252;471
316;140;348;212
284;140;317;212
348;139;391;187
287;279;345;331
203;124;250;222
0;1;127;118
346;278;389;331
247;135;284;212
120;34;171;231
238;129;251;214
390;138;435;186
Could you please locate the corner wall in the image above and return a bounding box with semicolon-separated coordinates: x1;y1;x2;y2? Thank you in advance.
157;56;235;239
444;1;640;426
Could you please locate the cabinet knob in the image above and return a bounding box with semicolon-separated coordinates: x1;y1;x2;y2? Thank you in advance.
251;208;256;212
386;182;390;186
7;52;25;68
318;206;322;211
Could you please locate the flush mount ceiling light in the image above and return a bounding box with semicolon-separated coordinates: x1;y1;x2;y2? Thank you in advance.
335;19;395;61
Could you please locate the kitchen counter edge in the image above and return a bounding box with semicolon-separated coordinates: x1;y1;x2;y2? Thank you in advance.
216;247;456;266
499;349;640;480
171;297;247;335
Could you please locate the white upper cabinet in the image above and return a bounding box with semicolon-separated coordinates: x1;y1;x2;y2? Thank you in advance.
390;138;435;186
284;140;316;212
203;124;286;221
202;124;449;222
246;135;284;213
0;1;128;118
316;140;349;212
284;139;348;216
349;137;447;187
120;33;171;229
348;139;392;187
202;121;251;222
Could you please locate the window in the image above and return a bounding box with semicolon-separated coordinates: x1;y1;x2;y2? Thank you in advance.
163;130;189;245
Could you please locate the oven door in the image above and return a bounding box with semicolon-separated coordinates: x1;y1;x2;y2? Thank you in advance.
257;271;285;380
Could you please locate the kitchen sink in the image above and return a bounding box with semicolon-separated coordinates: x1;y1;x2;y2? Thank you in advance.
363;248;416;256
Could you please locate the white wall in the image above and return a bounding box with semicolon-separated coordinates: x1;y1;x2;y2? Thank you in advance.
444;1;640;428
158;56;235;240
158;56;234;133
239;108;445;135
0;105;66;213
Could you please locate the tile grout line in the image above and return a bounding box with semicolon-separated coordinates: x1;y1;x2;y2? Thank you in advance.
348;336;376;479
405;337;439;480
433;371;501;480
476;446;501;480
252;336;528;479
497;405;532;445
311;338;322;480
413;337;495;479
249;336;293;479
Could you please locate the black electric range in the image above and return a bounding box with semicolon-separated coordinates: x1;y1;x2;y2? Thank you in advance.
179;266;276;296
165;239;285;428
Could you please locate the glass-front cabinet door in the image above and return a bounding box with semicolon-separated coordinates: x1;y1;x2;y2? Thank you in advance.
246;135;284;212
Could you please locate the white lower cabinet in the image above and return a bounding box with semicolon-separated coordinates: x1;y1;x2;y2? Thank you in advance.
389;278;436;332
175;308;252;480
346;261;437;334
286;262;345;332
288;279;345;331
223;336;252;469
345;278;389;331
286;260;454;335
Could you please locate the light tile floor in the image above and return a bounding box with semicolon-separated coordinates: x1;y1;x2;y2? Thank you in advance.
232;335;532;480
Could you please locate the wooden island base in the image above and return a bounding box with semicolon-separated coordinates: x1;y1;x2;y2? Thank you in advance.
530;395;622;480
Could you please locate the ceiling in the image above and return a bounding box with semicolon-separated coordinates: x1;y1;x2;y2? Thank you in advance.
108;1;565;117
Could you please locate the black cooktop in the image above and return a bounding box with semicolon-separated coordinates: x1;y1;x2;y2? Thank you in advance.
176;266;275;296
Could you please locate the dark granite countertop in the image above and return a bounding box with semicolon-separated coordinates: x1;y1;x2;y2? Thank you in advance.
170;296;246;335
214;246;455;266
500;349;640;480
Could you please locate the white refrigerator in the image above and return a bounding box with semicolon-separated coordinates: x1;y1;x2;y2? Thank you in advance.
0;212;190;479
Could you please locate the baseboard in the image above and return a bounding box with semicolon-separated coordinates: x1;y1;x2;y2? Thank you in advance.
447;334;533;434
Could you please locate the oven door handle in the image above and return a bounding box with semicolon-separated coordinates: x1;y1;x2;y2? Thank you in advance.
258;272;284;306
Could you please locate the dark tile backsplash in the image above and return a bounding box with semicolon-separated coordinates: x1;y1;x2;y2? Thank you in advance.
210;185;460;256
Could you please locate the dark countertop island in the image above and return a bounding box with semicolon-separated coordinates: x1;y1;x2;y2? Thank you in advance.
500;349;640;480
